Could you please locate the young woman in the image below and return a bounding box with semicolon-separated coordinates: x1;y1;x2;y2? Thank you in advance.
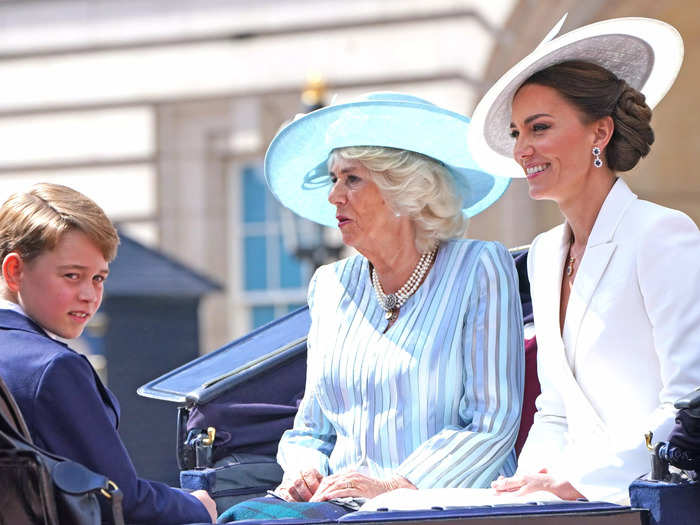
469;17;700;504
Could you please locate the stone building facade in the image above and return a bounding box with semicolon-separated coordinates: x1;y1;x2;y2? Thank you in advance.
0;0;696;353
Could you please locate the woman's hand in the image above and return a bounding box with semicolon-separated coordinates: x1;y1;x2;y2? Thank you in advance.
276;469;324;502
491;468;584;500
310;472;416;501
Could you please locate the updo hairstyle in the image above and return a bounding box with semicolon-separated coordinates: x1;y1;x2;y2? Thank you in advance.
328;146;468;252
521;60;654;172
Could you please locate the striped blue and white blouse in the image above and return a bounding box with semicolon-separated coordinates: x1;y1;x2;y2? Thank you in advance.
277;239;524;488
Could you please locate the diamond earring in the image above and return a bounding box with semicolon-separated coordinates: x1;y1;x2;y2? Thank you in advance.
592;146;603;168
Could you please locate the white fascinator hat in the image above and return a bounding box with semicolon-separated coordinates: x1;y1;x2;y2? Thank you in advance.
468;15;684;178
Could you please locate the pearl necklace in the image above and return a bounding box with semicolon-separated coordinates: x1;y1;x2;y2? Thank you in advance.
371;247;437;321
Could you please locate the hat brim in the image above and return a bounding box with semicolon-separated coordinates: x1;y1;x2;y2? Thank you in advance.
265;98;510;227
468;17;684;179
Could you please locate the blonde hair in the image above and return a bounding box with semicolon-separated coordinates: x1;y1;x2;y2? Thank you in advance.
0;183;119;263
329;146;468;252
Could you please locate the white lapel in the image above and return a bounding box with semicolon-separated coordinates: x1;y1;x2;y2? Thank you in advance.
531;180;638;435
566;179;637;365
534;223;569;342
531;225;599;422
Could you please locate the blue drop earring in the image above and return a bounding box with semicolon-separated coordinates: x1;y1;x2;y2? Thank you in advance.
592;146;603;168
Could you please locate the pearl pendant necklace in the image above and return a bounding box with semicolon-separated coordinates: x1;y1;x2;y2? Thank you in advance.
371;247;437;321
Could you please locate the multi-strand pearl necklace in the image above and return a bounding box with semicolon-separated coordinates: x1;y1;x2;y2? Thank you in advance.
371;247;437;321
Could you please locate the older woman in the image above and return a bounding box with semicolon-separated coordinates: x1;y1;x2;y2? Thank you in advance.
265;93;524;503
468;17;700;504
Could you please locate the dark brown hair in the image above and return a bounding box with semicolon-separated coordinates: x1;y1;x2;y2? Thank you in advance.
521;60;654;172
0;183;120;264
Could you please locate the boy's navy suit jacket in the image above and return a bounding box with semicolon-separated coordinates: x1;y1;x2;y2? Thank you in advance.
0;309;210;525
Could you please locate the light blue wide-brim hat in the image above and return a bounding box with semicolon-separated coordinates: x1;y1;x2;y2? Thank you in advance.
264;92;510;227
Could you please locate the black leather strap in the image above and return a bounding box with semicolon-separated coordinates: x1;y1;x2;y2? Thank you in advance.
0;373;32;440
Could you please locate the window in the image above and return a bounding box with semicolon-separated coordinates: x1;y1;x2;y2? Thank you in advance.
240;164;311;328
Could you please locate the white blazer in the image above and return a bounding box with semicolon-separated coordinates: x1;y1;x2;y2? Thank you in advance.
517;178;700;504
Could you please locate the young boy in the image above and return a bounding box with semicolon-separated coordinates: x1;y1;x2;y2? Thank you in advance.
0;183;217;524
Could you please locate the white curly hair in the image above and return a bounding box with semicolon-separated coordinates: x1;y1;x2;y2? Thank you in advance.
328;146;468;252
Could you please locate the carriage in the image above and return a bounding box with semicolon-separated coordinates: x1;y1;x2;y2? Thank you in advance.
135;248;700;525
